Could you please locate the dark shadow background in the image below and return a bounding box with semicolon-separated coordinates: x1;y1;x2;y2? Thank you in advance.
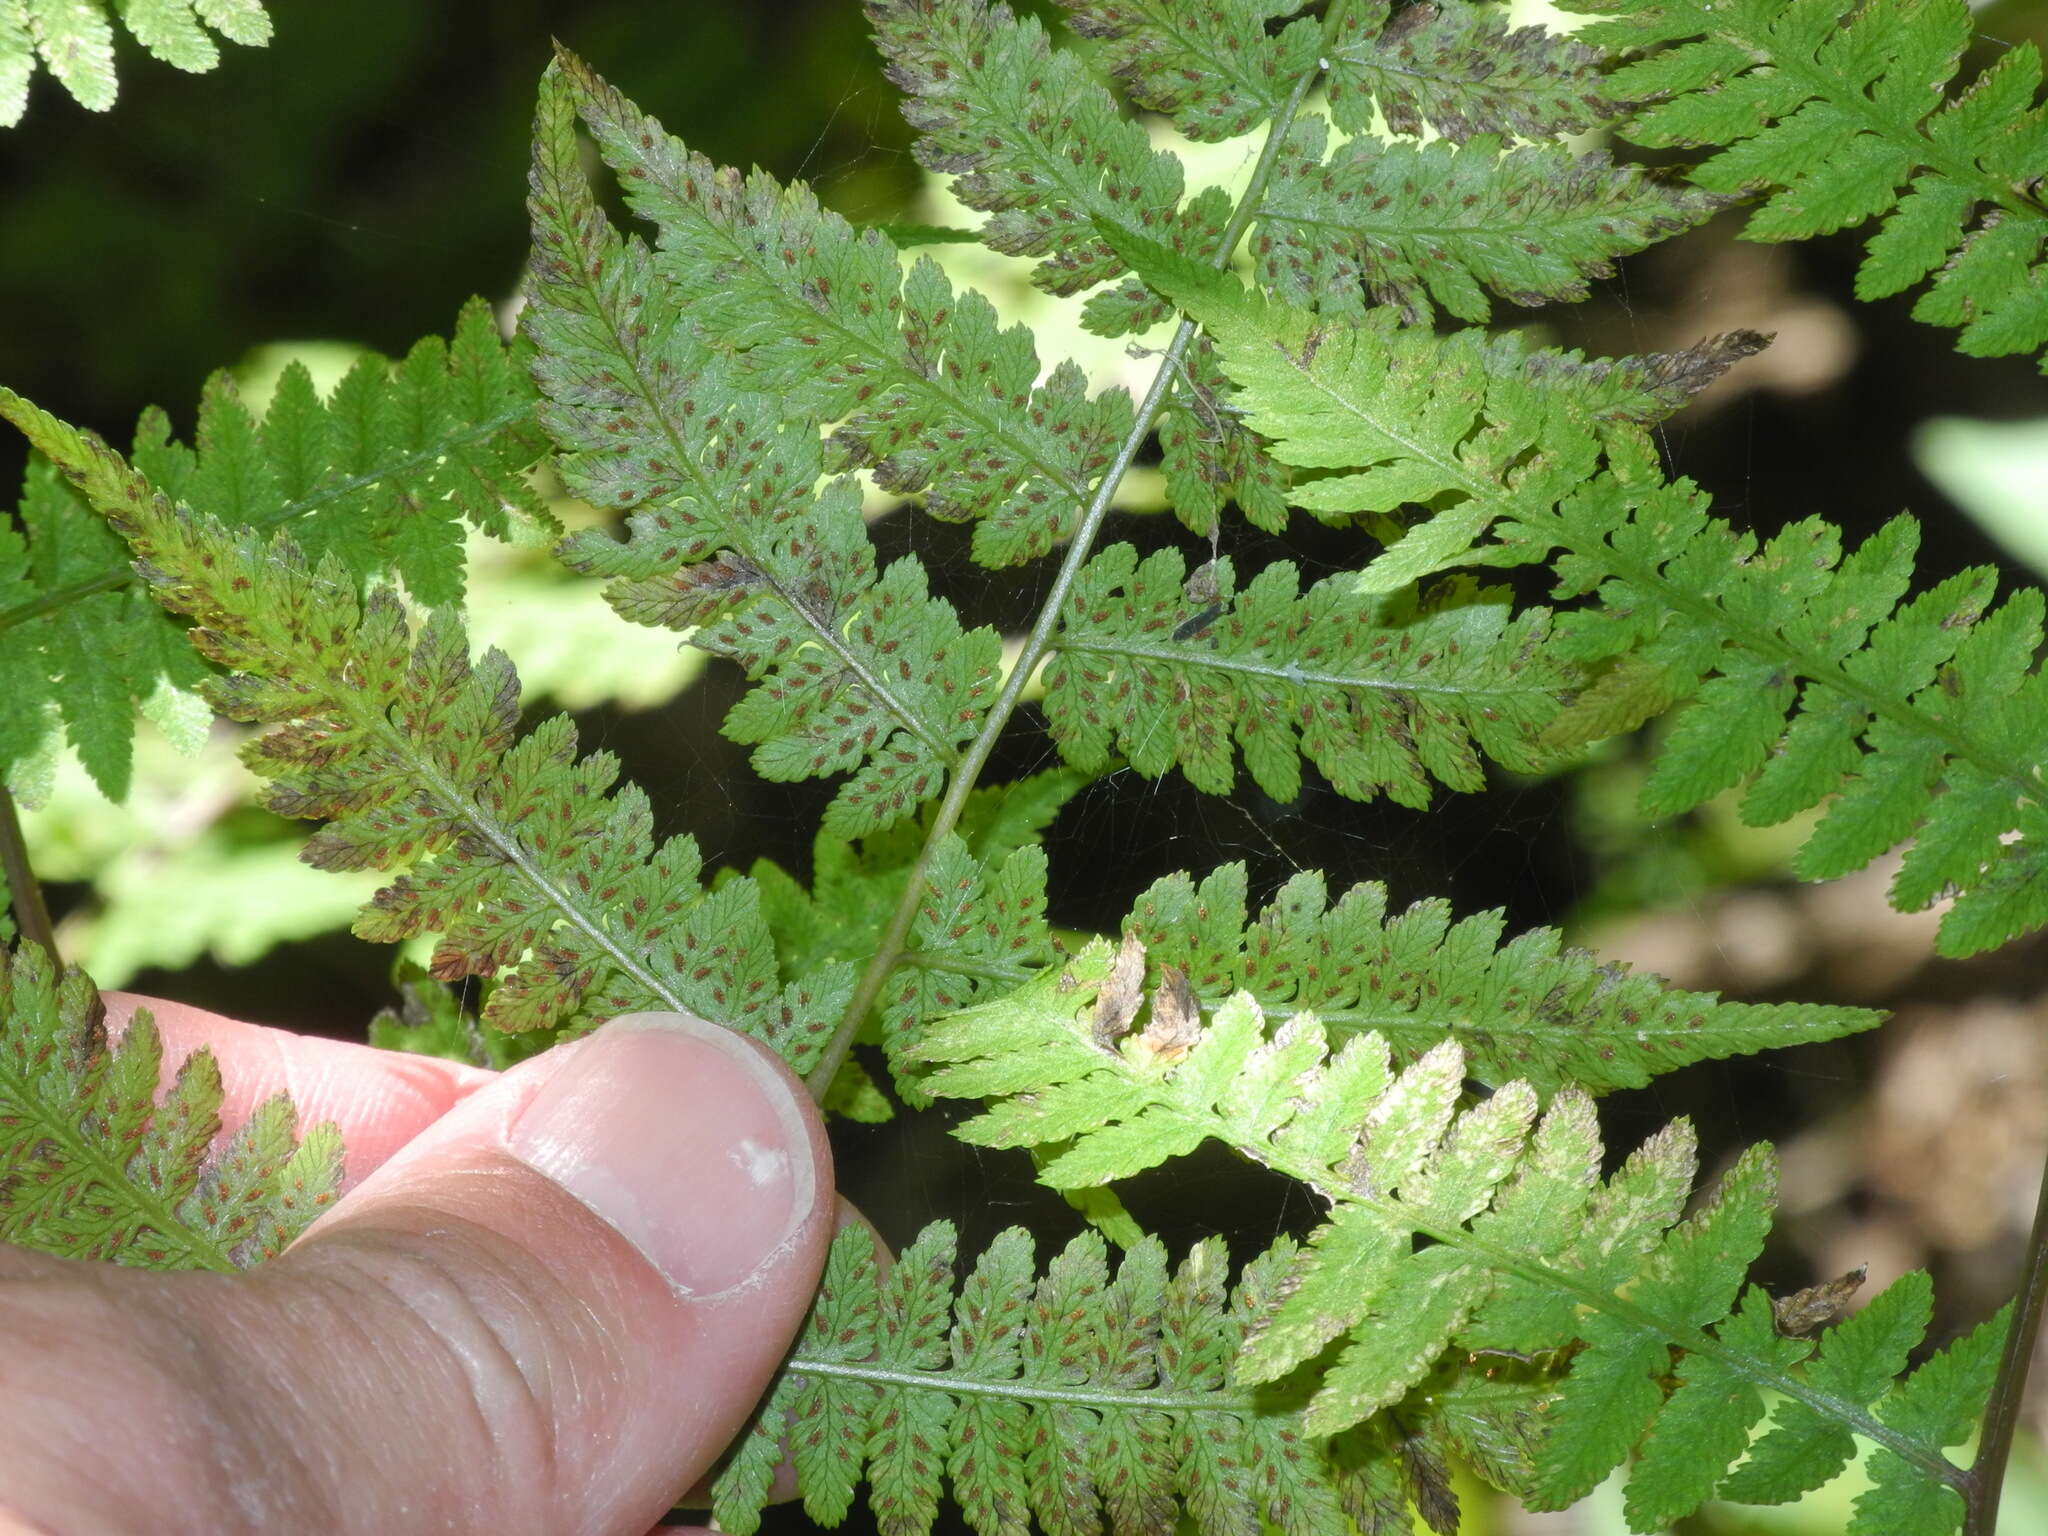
8;4;2048;1527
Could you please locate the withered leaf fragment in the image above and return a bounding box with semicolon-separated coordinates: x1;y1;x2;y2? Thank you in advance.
1091;930;1147;1047
1771;1264;1868;1337
1134;964;1202;1066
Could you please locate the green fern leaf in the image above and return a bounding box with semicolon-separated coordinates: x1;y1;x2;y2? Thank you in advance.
1118;862;1879;1093
546;46;1135;568
1522;482;2048;957
0;390;854;1053
868;0;1223;333
1567;0;2048;367
1716;1269;1932;1505
1045;544;1570;804
916;945;1988;1529
1109;227;1759;587
0;302;549;683
127;299;551;608
0;941;342;1269
883;834;1056;1094
842;832;1878;1112
713;1219;1383;1536
1056;0;1322;144
0;456;210;800
1851;1303;2005;1536
1325;0;1627;143
1257;117;1725;325
1156;337;1293;537
1130;232;2048;956
0;303;549;803
526;68;999;836
0;0;270;124
751;766;1079;990
750;772;1078;1112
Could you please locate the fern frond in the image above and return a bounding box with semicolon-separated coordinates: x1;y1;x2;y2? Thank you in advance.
1325;0;1628;143
1257;116;1726;325
526;68;998;837
1135;228;1757;561
0;390;854;1051
1044;547;1572;804
1117;862;1879;1093
1134;239;2048;956
0;941;342;1269
129;299;552;606
1109;228;1759;589
750;770;1079;1106
0;301;547;632
546;47;1135;568
0;0;271;124
1156;337;1293;537
915;945;1989;1529
1;457;210;800
712;1218;1395;1536
869;0;1230;336
1568;0;2048;366
1056;0;1323;144
1523;480;2048;958
0;302;545;800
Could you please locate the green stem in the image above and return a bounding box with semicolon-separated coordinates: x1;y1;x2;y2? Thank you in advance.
803;24;1342;1099
0;785;56;963
1965;1148;2048;1534
780;1352;1261;1415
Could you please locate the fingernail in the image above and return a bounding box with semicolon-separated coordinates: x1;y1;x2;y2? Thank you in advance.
507;1011;816;1296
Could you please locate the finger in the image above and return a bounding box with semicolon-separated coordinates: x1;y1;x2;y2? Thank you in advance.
102;991;496;1186
0;1010;834;1536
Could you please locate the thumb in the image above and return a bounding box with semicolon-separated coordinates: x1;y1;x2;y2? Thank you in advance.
0;1011;834;1536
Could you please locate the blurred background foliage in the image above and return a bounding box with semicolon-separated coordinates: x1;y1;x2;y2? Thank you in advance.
9;1;2048;1529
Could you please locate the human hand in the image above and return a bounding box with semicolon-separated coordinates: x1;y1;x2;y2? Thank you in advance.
0;996;836;1534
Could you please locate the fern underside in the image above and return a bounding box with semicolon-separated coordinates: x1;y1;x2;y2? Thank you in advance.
0;941;341;1268
2;0;2041;1532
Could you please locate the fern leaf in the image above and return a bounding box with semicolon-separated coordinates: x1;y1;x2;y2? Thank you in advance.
0;941;342;1269
1523;481;2048;957
0;0;270;124
1117;862;1879;1093
1568;0;2048;366
868;0;1222;331
751;772;1078;1109
883;835;1055;1091
1156;336;1293;537
1325;0;1628;144
0;304;549;802
1;457;211;800
916;945;1987;1528
1851;1302;2006;1536
0;301;547;641
1132;235;2048;956
526;68;999;837
546;47;1135;568
1716;1269;1932;1505
1257;116;1726;325
0;389;854;1052
129;299;551;607
1044;544;1573;804
1109;227;1759;587
713;1219;1372;1536
1056;0;1322;144
753;766;1077;986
